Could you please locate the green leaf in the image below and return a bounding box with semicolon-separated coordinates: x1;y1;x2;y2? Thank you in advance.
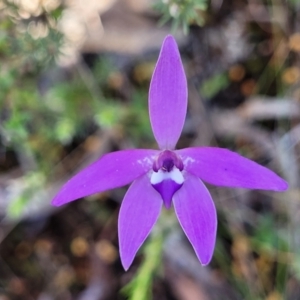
200;73;229;99
121;231;163;300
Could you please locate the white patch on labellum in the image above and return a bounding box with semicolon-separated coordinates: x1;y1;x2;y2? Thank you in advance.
150;167;184;185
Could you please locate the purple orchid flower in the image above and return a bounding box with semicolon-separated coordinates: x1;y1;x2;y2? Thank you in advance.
52;35;288;271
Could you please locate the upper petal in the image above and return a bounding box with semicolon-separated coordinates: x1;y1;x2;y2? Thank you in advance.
52;149;158;206
173;174;217;265
177;147;288;191
118;174;162;270
149;35;187;150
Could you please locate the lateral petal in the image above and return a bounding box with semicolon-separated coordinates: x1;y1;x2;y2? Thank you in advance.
118;174;162;270
52;149;158;206
173;174;217;265
149;35;187;150
177;147;288;191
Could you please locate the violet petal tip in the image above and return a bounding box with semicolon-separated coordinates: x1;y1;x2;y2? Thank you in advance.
275;179;289;191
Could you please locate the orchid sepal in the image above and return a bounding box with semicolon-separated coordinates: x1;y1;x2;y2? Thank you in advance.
52;149;159;207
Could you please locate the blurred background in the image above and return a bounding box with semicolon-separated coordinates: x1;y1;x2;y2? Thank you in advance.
0;0;299;299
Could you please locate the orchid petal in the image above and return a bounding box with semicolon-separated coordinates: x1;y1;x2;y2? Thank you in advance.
173;174;217;265
152;179;182;209
149;35;187;150
151;167;184;208
178;147;288;190
118;174;162;270
52;149;158;206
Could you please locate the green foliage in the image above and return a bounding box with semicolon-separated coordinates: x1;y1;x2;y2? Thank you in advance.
0;1;67;175
154;0;208;34
54;118;76;144
121;230;163;300
122;90;153;146
0;0;155;222
251;215;288;254
94;103;123;129
7;171;46;218
200;72;229;99
3;109;29;142
1;1;63;73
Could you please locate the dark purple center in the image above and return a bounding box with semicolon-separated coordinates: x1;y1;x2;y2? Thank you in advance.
162;158;174;172
153;150;183;173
